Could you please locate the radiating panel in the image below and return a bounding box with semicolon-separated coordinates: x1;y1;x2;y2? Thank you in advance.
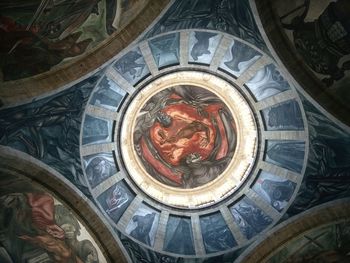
82;115;113;145
125;203;160;247
262;100;304;131
188;31;221;64
200;212;237;253
97;180;135;223
163;215;195;255
149;33;180;68
220;40;261;77
264;140;305;173
90;76;127;111
252;171;296;211
246;64;290;101
229;196;273;239
83;152;118;188
113;47;150;85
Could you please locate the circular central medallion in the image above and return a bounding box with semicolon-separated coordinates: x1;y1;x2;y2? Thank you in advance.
120;71;257;208
133;85;236;189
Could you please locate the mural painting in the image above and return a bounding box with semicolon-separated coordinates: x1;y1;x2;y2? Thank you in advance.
125;204;160;247
0;0;149;81
0;175;105;263
230;196;273;240
267;221;350;263
97;180;135;223
0;73;101;197
252;171;296;212
285;97;350;218
275;0;350;106
133;85;236;189
200;212;237;253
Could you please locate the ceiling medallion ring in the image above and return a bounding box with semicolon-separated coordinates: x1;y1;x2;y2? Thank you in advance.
119;71;258;209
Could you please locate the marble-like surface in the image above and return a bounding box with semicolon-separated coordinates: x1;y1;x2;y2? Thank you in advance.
246;64;290;101
149;33;180;68
220;40;261;77
188;31;221;64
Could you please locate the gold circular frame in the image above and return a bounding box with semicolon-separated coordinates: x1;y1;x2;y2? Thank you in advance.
120;71;257;208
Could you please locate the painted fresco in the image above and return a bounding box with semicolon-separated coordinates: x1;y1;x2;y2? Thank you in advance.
286;97;350;218
267;221;350;263
90;76;127;112
125;204;160;247
82;115;113;145
83;152;118;188
252;171;296;212
0;72;101;197
0;175;106;263
144;0;267;52
245;64;291;101
188;31;221;64
113;47;150;85
264;140;305;173
163;216;195;255
97;180;135;223
230;196;273;240
219;40;261;77
275;0;350;106
117;229;246;262
262;100;304;131
200;212;237;253
0;0;118;81
133;85;236;188
149;33;180;68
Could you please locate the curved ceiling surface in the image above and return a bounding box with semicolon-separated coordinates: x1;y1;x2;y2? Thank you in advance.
1;0;350;263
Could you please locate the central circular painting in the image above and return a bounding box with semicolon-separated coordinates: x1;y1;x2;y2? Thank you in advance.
120;71;257;208
133;85;237;189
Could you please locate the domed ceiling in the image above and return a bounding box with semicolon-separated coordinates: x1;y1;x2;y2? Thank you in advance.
0;0;350;263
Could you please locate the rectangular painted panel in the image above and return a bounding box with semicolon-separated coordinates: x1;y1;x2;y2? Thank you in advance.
200;212;237;253
220;40;261;77
83;152;118;188
188;31;221;64
90;76;126;111
125;203;160;247
113;47;150;85
163;215;195;255
252;170;296;211
149;33;180;68
230;196;273;239
82;115;113;145
264;140;305;173
246;64;290;101
97;180;135;223
262;100;304;131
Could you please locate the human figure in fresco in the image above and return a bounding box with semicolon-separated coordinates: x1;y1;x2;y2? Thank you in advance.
0;192;89;262
55;204;99;263
134;86;236;188
0;0;110;80
281;0;350;87
129;212;156;246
